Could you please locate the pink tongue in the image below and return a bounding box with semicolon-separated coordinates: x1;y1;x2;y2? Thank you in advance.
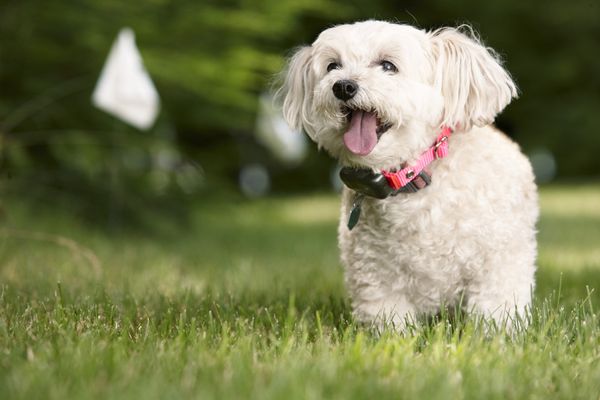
343;110;378;155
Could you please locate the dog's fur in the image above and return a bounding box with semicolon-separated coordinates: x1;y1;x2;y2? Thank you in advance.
279;20;538;330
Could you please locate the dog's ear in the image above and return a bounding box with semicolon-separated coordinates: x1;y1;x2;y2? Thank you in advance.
429;27;518;130
278;46;314;132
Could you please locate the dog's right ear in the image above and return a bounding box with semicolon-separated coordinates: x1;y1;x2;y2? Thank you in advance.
428;27;518;130
278;46;314;132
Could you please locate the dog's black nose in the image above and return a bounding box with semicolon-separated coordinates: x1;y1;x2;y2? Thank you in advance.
332;80;358;101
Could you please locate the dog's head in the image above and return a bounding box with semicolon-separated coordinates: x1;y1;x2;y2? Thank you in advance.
279;20;517;169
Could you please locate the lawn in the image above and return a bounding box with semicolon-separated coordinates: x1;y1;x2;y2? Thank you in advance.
1;185;599;399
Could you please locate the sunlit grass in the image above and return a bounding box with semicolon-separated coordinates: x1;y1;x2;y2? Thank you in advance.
1;184;599;399
538;184;600;272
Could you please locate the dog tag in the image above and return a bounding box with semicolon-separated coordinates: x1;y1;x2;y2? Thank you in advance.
348;194;364;230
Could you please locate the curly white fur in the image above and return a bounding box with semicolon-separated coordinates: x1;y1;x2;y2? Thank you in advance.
279;20;537;330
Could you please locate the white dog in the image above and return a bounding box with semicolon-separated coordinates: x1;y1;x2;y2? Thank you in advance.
279;20;538;330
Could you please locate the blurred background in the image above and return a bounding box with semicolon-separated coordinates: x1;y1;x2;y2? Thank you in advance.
0;0;599;230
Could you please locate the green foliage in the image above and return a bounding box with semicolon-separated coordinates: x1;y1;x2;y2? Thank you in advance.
0;0;599;210
1;185;600;399
0;0;356;214
0;0;350;135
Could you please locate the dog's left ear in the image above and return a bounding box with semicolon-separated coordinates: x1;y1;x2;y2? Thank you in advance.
278;46;314;133
429;27;518;130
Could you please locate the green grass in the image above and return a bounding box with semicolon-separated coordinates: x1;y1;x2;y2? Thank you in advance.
1;185;600;399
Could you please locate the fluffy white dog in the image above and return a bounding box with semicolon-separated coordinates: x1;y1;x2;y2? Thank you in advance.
279;20;538;330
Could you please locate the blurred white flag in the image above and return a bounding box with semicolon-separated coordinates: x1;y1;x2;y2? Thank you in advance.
92;28;160;130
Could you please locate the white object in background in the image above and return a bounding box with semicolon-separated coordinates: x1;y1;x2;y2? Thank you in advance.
529;148;557;183
239;163;271;198
92;28;160;130
255;93;307;165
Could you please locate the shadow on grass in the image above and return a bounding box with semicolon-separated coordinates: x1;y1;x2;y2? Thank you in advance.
538;214;600;252
536;266;600;305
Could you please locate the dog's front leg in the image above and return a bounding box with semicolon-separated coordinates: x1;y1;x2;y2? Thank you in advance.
349;286;417;332
464;256;535;332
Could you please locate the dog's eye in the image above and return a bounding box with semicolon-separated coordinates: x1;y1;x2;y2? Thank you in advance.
380;60;398;73
326;62;341;72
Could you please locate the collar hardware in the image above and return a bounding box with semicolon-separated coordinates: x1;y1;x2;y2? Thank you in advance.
434;135;449;159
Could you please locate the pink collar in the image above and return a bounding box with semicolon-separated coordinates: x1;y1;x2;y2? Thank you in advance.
381;126;452;190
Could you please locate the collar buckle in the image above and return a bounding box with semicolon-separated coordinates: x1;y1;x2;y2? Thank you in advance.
434;135;449;159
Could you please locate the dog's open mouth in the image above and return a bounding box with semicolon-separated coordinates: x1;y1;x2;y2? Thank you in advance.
341;106;392;156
